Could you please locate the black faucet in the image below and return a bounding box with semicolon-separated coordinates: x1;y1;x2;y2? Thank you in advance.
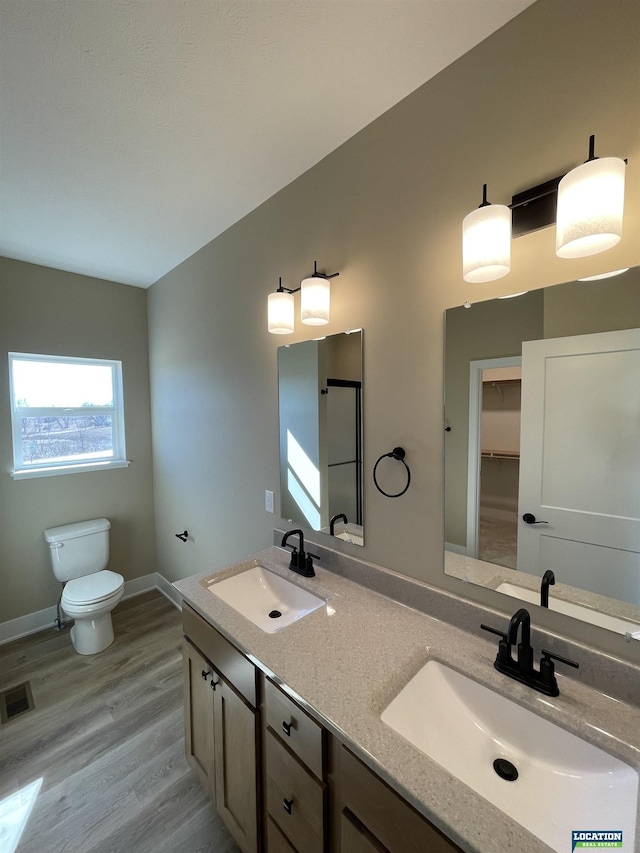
507;608;534;677
281;529;319;578
329;513;348;536
541;570;555;608
482;607;579;696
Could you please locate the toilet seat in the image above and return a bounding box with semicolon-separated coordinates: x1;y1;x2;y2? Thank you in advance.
63;570;124;606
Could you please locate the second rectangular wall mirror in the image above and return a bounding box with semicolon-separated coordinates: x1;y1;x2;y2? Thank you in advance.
444;267;640;639
278;330;363;545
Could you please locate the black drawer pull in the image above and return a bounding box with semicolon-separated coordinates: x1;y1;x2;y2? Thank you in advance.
283;797;293;815
282;720;292;737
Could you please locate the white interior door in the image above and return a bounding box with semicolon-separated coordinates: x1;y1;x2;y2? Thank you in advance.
517;328;640;604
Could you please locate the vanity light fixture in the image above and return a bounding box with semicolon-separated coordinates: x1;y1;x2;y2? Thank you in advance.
556;135;626;259
267;279;295;335
267;262;340;335
463;135;627;281
462;184;511;283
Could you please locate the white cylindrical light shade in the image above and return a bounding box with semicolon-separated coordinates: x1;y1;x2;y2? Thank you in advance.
462;204;511;283
300;277;330;325
556;157;625;259
268;291;294;334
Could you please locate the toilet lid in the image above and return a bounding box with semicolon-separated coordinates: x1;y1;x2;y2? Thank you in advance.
63;570;124;605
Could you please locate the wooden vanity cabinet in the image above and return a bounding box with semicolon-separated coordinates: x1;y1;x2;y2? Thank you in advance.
337;747;460;853
183;638;215;791
182;604;259;853
263;677;327;853
182;603;462;853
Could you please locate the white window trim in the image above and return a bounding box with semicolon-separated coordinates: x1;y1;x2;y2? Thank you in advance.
8;352;129;478
11;459;131;480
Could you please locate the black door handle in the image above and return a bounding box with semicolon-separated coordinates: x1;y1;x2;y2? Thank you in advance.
522;513;549;525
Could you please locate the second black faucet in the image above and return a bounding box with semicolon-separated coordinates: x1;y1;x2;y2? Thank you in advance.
482;607;579;696
281;529;319;578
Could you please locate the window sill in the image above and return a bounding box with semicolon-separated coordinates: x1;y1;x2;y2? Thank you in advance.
11;460;131;480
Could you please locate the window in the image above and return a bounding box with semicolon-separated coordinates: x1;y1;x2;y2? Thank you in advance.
9;353;128;479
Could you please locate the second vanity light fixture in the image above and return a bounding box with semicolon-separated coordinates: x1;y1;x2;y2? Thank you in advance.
462;135;627;283
268;261;340;335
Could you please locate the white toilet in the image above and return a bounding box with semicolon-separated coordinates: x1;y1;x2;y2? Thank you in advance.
44;518;124;655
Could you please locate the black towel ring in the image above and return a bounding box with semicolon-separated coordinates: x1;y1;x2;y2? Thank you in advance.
373;447;411;498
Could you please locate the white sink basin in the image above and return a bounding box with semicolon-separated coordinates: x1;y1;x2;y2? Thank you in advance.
381;661;638;852
207;566;325;633
496;582;640;639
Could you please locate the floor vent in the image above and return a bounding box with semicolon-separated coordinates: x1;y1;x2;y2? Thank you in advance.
0;682;35;724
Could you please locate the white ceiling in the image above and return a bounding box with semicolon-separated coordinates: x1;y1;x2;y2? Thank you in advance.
0;0;534;287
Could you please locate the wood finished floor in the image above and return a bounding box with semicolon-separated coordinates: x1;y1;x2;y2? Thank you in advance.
0;591;239;853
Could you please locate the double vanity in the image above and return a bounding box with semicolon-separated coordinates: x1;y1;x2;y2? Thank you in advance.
174;540;640;853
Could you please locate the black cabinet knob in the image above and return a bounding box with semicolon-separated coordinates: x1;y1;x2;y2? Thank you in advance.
283;797;293;815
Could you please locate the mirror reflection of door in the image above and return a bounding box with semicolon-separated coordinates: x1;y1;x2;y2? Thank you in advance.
518;328;640;604
478;364;521;569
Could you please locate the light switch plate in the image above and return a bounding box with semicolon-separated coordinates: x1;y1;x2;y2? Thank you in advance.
265;490;274;513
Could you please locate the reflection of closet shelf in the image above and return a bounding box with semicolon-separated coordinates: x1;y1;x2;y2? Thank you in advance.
481;450;520;460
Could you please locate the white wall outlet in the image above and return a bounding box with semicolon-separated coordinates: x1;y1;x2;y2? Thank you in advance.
265;490;274;514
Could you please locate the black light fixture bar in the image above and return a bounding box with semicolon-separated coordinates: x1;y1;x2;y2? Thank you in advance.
510;174;563;238
275;276;300;295
310;260;340;280
274;261;340;294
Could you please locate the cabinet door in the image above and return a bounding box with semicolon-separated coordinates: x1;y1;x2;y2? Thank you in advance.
183;638;215;794
214;677;259;853
340;747;461;853
341;809;389;853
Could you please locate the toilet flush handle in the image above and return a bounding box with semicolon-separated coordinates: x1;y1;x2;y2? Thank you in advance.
49;542;63;549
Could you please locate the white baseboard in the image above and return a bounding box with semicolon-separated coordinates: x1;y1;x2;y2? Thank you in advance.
0;572;181;646
155;573;183;610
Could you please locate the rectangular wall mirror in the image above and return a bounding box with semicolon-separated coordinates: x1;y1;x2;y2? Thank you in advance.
444;268;640;639
278;330;363;545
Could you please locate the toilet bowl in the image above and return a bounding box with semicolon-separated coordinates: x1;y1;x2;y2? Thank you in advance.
44;518;124;655
61;569;124;655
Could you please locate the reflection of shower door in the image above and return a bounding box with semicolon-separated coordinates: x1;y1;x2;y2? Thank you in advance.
326;379;362;525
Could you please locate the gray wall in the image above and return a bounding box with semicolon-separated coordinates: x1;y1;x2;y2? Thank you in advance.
148;0;640;660
0;258;157;623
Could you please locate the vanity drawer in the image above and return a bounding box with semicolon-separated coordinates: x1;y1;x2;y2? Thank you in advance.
265;678;324;778
266;729;325;853
182;603;257;707
266;816;297;853
340;746;460;853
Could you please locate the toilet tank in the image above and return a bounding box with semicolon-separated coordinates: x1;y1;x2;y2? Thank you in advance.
44;518;111;582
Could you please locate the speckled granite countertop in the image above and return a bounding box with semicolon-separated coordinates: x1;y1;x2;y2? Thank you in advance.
174;546;640;853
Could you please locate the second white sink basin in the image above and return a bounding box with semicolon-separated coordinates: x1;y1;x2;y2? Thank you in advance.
381;661;638;852
207;565;325;633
